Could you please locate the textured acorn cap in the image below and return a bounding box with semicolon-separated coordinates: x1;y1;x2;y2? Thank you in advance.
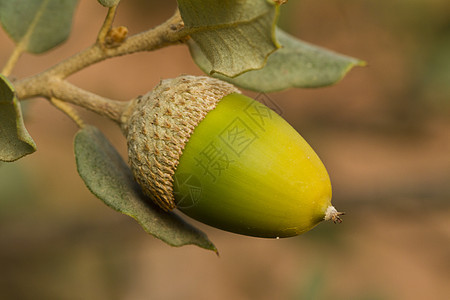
122;75;240;211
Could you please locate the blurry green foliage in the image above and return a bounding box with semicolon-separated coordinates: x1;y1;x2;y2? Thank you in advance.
0;0;78;54
0;162;36;219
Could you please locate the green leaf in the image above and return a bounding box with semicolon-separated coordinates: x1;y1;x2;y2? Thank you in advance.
178;0;281;77
0;75;36;162
189;28;366;92
0;0;78;54
74;126;217;252
97;0;120;7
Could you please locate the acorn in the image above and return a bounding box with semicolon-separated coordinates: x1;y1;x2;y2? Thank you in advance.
121;75;343;238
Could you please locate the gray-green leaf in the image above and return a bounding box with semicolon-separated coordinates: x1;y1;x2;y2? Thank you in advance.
74;126;217;252
97;0;120;7
0;75;36;162
0;0;78;54
178;0;281;77
189;28;366;92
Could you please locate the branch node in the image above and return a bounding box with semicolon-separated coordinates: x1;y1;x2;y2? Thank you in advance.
104;26;129;48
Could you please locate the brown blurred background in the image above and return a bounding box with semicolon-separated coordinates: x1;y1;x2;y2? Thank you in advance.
1;0;449;299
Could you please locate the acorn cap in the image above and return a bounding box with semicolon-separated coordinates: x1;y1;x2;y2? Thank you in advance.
122;75;240;211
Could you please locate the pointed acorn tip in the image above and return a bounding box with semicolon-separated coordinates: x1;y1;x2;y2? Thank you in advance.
324;206;345;224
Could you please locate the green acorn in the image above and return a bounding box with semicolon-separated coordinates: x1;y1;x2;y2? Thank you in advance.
121;75;343;238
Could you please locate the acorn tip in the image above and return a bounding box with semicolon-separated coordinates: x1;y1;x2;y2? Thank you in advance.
324;206;345;224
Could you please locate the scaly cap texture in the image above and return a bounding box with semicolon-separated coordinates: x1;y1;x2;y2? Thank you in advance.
123;75;240;211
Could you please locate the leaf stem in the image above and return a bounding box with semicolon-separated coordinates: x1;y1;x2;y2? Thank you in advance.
50;98;85;128
1;45;24;76
97;5;118;46
2;0;52;76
